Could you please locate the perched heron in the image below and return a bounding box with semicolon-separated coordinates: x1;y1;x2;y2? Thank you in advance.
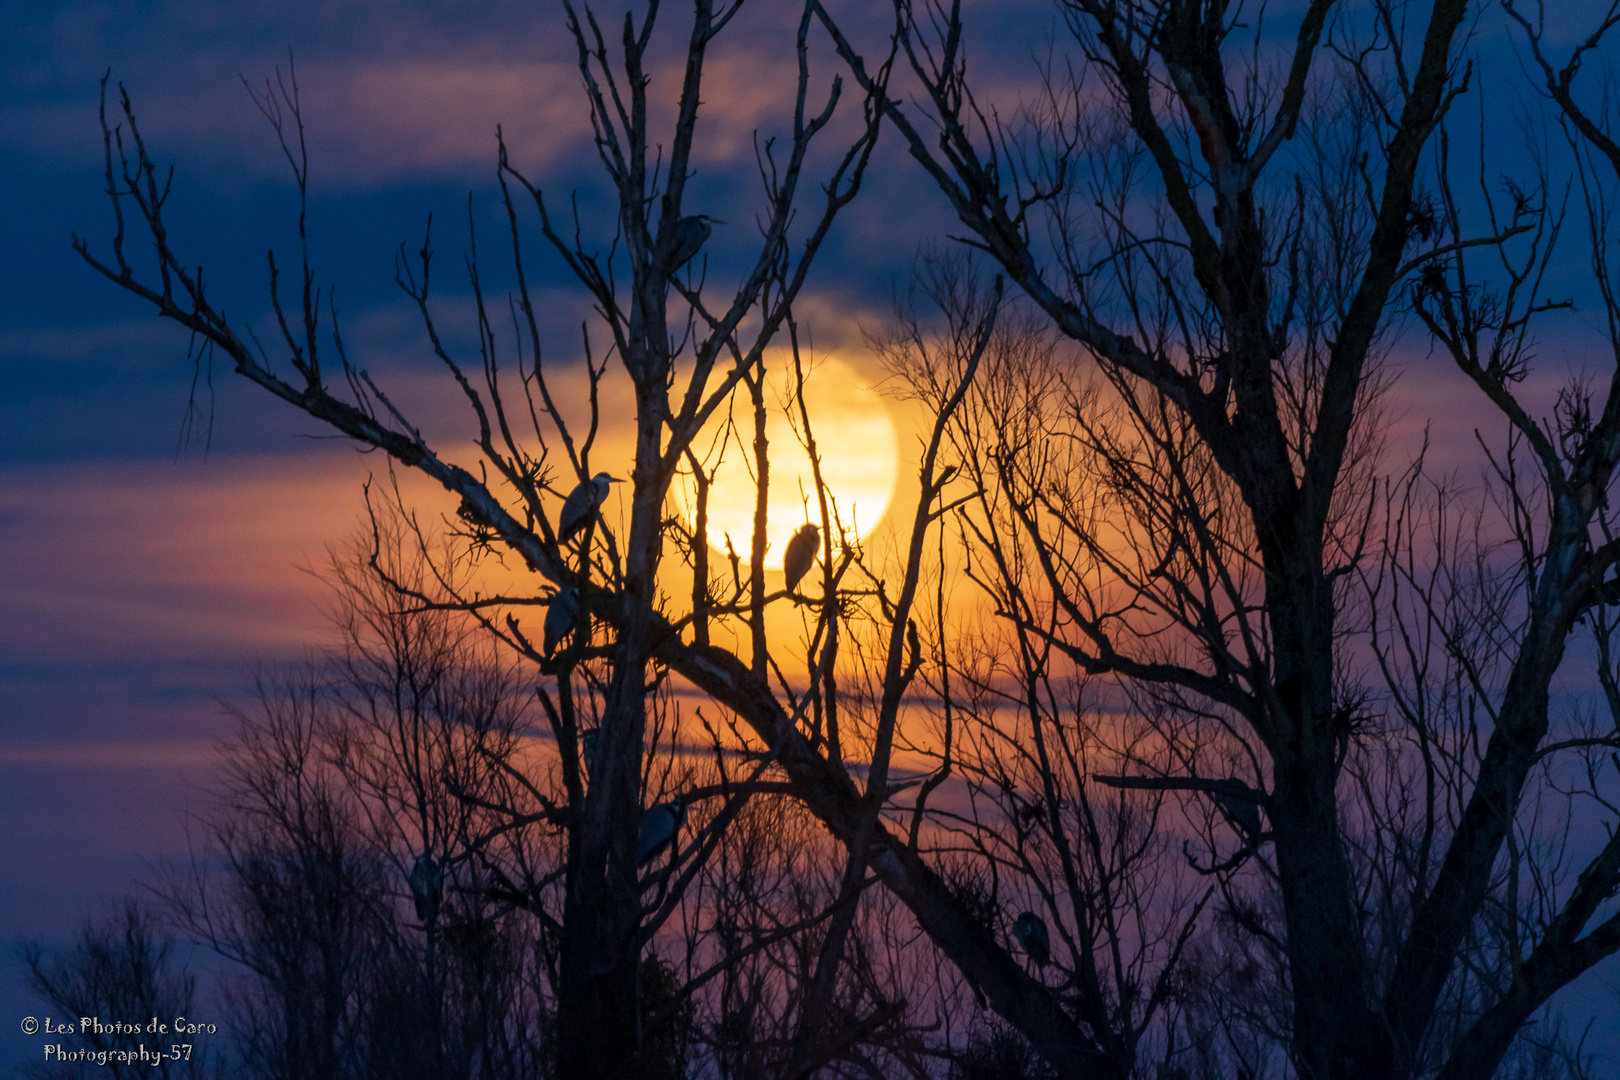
579;727;600;773
558;472;623;542
1214;789;1263;843
668;214;724;271
544;586;579;658
408;851;443;924
782;523;820;593
1012;910;1051;966
635;801;688;865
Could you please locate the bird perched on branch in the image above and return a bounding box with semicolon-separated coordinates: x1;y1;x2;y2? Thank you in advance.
544;586;579;658
668;214;724;271
578;727;599;774
636;801;687;865
782;523;820;593
1214;789;1263;843
558;472;622;542
1012;910;1050;966
408;851;443;925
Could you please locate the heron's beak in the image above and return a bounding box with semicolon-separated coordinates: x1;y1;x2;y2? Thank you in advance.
711;219;727;225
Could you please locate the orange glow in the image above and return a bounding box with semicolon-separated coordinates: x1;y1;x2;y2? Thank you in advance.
671;354;899;571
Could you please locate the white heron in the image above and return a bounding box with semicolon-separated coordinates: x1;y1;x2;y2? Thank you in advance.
782;523;820;593
558;472;623;542
544;586;579;658
408;851;443;924
635;801;687;865
668;214;724;271
1012;910;1050;966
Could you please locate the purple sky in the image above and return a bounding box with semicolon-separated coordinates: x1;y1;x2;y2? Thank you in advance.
3;0;1619;1073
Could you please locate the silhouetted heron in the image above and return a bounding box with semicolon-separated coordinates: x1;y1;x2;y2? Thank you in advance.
544;586;579;658
669;214;724;271
1012;910;1050;966
636;801;687;865
782;523;820;593
558;472;622;542
408;851;443;924
579;726;599;773
1215;790;1263;842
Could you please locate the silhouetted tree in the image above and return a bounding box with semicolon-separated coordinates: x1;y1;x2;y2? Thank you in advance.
23;899;217;1080
73;0;912;1074
75;0;1620;1077
811;1;1620;1077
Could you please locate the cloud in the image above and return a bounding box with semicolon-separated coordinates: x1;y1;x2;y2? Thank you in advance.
0;738;218;769
0;0;950;192
0;320;185;367
2;56;590;188
0;453;375;664
296;57;590;185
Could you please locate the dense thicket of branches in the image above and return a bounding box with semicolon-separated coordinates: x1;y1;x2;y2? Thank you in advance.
804;0;1620;1077
29;521;955;1078
42;0;1620;1078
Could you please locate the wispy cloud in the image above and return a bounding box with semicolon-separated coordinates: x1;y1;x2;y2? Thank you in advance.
2;56;590;187
0;320;187;366
2;0;990;195
0;454;374;663
0;738;219;769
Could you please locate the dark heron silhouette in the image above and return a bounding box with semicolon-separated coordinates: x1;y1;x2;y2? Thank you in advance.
782;523;820;593
635;801;687;865
668;214;724;271
1215;789;1263;842
544;586;579;658
578;727;599;773
408;851;443;924
558;472;622;542
1012;910;1051;966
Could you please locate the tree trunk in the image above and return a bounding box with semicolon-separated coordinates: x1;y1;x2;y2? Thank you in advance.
554;939;642;1079
554;383;667;1080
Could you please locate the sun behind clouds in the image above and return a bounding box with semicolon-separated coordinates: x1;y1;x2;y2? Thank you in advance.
673;354;899;571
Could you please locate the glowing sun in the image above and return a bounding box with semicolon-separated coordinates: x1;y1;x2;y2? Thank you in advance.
673;354;899;571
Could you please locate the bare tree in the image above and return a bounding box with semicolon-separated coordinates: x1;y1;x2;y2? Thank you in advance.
322;512;549;1079
154;519;548;1080
806;1;1620;1078
23;899;218;1080
163;660;387;1080
75;0;897;1072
